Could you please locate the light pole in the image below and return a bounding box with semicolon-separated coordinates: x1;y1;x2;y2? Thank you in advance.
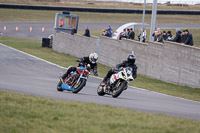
140;0;146;41
149;0;158;42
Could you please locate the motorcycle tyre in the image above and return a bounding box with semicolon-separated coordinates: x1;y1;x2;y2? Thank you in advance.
112;80;126;98
57;80;63;92
97;81;105;96
72;78;86;93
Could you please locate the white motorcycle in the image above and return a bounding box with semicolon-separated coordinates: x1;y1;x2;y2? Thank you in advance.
97;67;134;98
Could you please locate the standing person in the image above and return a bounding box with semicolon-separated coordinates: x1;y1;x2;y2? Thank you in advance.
83;26;90;37
163;31;168;40
102;29;110;37
101;29;106;36
126;28;130;38
152;28;163;43
173;30;182;43
180;30;187;43
139;28;147;42
59;19;64;27
166;31;174;41
183;29;194;46
128;28;135;40
107;25;112;37
119;29;128;40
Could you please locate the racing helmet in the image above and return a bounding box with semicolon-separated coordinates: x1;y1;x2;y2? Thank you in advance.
127;54;136;64
89;53;98;64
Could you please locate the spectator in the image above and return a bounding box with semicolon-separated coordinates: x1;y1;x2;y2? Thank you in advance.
173;30;182;43
83;26;90;37
163;31;168;40
183;29;194;46
59;19;64;27
126;28;130;38
138;28;147;42
102;29;110;37
101;29;106;36
119;29;128;40
128;28;135;40
180;30;187;43
166;31;174;41
152;28;163;43
107;25;112;37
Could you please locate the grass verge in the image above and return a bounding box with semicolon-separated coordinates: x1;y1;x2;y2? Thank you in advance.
1;90;200;133
1;8;200;24
0;36;200;102
0;8;199;47
1;0;200;10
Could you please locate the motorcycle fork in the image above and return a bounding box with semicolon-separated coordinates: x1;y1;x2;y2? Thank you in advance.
78;71;84;82
75;70;84;85
110;79;121;91
59;72;64;84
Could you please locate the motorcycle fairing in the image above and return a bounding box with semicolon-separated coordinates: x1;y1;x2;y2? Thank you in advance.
61;83;73;91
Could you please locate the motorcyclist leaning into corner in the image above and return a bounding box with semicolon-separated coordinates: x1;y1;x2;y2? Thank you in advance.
102;54;137;83
61;53;99;80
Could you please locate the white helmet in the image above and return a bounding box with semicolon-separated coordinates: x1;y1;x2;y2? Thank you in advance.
89;53;98;64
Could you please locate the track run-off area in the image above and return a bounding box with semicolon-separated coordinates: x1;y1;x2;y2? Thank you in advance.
0;43;200;121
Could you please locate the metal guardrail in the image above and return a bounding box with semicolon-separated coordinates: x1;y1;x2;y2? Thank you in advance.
0;4;200;15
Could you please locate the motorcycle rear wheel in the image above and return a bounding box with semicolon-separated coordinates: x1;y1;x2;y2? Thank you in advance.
72;78;86;93
112;80;126;98
97;81;105;96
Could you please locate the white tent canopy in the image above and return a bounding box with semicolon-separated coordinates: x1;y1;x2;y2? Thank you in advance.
112;22;149;39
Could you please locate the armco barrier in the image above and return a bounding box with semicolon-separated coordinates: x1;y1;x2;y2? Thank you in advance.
53;32;200;88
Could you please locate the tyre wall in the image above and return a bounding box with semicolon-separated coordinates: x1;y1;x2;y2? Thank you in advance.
53;32;200;88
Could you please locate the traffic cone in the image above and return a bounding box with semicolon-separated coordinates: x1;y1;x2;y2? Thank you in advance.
16;26;19;32
30;27;32;32
4;25;6;32
42;27;44;32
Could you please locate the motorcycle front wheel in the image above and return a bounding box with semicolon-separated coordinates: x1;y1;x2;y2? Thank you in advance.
97;81;106;96
112;80;126;98
57;80;63;91
72;78;86;93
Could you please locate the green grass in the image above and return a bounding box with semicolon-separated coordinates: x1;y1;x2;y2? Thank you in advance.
1;0;200;10
0;8;199;46
1;8;200;24
1;90;200;133
0;36;200;102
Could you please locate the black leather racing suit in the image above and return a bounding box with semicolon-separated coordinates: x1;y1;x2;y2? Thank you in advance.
62;57;98;79
103;60;137;81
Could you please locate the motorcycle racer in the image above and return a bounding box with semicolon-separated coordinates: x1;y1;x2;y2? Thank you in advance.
102;54;137;83
61;53;98;80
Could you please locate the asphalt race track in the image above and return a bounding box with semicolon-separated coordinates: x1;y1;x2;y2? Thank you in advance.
1;22;200;40
0;43;200;121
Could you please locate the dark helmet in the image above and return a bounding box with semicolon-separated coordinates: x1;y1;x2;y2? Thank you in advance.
127;54;136;64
